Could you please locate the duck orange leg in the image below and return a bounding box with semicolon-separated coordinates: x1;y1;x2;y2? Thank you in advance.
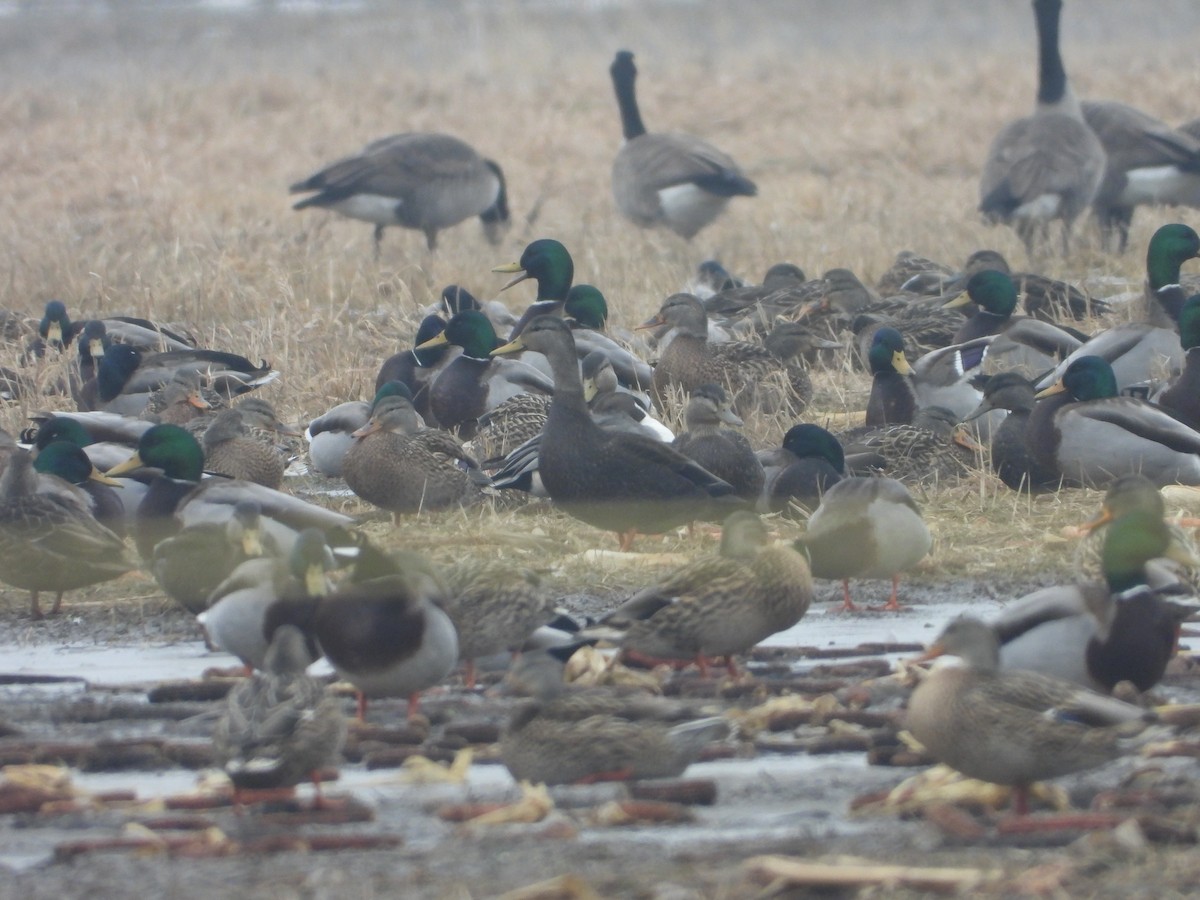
406;692;422;720
616;529;639;551
49;591;65;616
29;590;43;620
840;580;860;612
356;691;369;722
464;659;478;691
867;575;906;612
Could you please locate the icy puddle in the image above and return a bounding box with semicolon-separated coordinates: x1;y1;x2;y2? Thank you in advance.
0;596;1010;688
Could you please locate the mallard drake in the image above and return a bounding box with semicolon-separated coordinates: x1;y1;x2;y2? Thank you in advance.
906;616;1155;816
500;649;729;785
944;270;1083;374
441;558;555;689
415;309;554;436
200;528;333;671
671;384;763;503
911;337;997;422
966;372;1059;492
341;394;486;521
151;499;281;615
850;306;963;367
840;407;978;486
73;319;200;403
214;623;346;802
609;50;755;239
32;441;127;537
273;538;458;721
978;0;1105;255
1153;293;1200;430
105;424;355;560
374;314;451;424
642;293;812;416
795;476;931;612
307;381;415;478
78;342;277;415
994;475;1200;692
864;325;992;424
289;132;509;253
942;249;1104;321
1081;100;1200;252
492;316;737;550
865;327;917;426
26;410;151;462
759;424;845;516
1034;224;1200;392
597;511;812;675
563;285;655;390
26;414;150;523
26;300;195;362
0;449;132;619
491;238;575;336
1029;355;1200;487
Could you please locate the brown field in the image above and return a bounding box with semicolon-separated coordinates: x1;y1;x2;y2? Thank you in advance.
3;0;1199;598
4;3;1200;895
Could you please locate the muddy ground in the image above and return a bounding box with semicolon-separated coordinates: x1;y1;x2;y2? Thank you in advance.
3;574;1200;900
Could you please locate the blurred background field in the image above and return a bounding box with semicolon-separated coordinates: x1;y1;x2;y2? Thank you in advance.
2;0;1200;612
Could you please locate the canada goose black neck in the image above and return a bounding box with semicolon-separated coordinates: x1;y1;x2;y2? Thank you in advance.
611;50;647;140
1034;0;1070;110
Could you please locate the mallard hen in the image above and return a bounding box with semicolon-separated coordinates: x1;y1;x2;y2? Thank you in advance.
0;449;132;618
671;384;764;503
596;511;812;675
501;649;729;784
341;394;486;521
214;623;346;802
906;616;1155;816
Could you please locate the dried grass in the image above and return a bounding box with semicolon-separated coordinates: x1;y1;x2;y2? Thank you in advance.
1;1;1199;608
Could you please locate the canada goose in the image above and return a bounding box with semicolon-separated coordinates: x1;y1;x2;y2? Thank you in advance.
289;132;510;253
609;50;756;239
1081;100;1200;252
978;0;1105;256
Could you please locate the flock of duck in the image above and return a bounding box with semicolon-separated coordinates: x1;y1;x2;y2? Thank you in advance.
8;0;1200;822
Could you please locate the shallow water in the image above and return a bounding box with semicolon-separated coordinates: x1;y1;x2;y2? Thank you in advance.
0;597;1001;688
